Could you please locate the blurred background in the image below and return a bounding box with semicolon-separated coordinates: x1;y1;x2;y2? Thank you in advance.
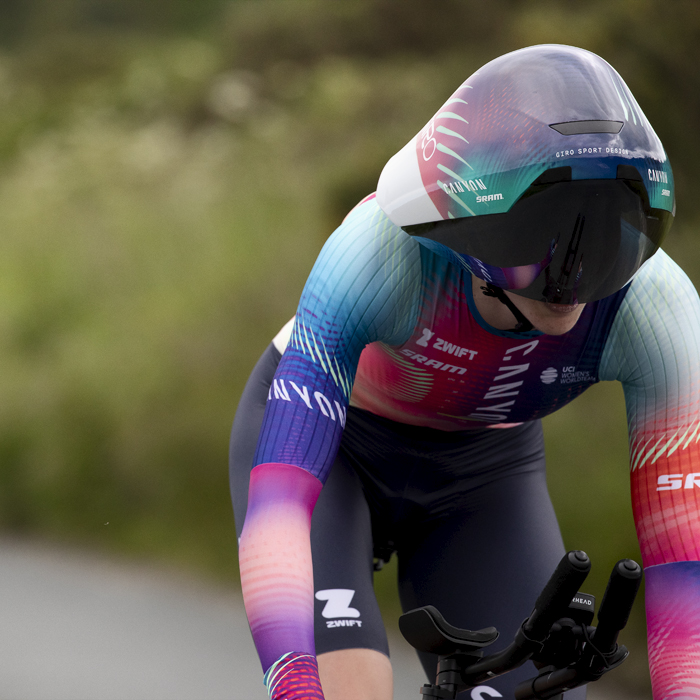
0;0;698;696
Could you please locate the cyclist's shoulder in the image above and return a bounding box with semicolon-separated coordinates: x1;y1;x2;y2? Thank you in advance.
318;193;420;266
614;249;700;329
297;195;423;346
305;193;423;305
626;248;698;305
601;250;700;379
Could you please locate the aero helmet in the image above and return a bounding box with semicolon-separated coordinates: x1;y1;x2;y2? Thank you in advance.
376;45;674;306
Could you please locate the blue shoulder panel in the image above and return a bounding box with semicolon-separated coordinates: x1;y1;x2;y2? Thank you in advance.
253;197;422;481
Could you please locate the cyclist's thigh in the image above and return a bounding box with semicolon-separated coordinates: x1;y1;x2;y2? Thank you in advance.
311;452;389;657
229;342;281;537
398;467;585;700
229;343;389;657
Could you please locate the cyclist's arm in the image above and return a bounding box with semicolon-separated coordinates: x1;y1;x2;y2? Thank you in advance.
600;249;700;700
239;197;422;698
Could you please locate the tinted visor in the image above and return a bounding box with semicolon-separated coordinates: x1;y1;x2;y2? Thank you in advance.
406;179;672;304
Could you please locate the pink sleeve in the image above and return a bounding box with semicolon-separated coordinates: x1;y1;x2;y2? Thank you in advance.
632;420;700;698
601;252;700;698
645;563;700;699
238;462;325;698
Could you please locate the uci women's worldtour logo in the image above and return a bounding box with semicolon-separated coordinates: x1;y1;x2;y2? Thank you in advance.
539;366;594;386
540;367;558;385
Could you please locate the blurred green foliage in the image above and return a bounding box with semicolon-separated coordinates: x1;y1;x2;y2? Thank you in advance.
0;1;698;692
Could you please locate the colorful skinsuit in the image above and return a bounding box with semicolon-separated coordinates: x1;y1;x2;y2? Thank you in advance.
239;196;700;700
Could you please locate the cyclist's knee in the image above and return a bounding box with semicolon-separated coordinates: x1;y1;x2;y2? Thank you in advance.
317;648;392;700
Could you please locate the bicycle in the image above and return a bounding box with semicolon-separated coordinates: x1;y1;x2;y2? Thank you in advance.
399;550;642;699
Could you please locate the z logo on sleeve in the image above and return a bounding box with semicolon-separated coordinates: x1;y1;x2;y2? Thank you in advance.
315;589;362;628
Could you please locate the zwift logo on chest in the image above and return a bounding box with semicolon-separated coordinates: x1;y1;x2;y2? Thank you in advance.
400;328;478;375
469;340;539;422
416;327;478;359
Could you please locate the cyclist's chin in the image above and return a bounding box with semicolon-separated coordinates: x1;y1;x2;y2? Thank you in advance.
505;292;586;335
530;301;586;335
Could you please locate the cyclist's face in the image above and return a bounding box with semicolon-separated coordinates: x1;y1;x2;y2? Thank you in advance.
471;275;585;335
505;290;586;335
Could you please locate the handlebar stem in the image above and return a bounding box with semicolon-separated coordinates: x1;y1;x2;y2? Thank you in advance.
459;624;543;687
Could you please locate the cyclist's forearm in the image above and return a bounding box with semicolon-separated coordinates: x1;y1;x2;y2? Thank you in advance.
628;418;700;698
645;562;700;700
239;462;322;670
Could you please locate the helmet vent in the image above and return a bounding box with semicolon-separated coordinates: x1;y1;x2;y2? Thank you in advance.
616;164;643;182
532;167;572;185
549;120;624;135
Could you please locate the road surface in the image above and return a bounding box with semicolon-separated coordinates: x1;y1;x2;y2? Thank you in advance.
0;539;426;700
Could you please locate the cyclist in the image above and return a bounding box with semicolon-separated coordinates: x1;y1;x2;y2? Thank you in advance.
230;45;700;700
